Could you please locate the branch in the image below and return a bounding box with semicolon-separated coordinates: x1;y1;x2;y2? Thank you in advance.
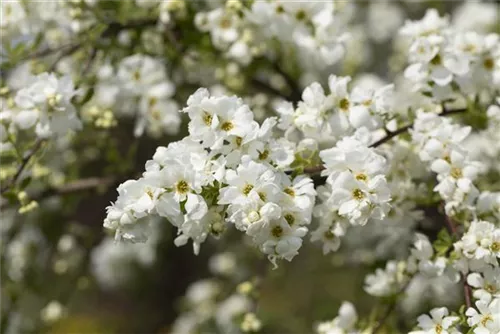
301;107;468;175
1;139;45;195
0;177;117;211
370;107;467;148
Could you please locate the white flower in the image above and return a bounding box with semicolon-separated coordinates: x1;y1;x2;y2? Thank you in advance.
13;72;81;138
466;296;500;334
400;9;449;39
316;301;358;334
409;307;459;334
182;88;258;151
468;266;500;301
218;157;280;206
117;54;167;96
454;220;500;266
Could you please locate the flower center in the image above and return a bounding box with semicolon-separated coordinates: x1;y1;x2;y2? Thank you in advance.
450;167;463;179
355;173;367;181
324;230;335;240
242;184;254;196
339;98;350;111
490;241;500;252
149;97;158;107
221;121;234;131
258;192;266;201
295;10;306;21
481;314;493;326
435;324;443;334
485;283;497;293
272;226;283;238
202;111;212;126
352;188;365;200
133;70;141;81
219;17;232;29
47;93;62;108
176;180;189;194
284;187;295;197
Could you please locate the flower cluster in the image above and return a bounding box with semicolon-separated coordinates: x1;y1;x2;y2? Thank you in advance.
194;1;350;69
0;0;93;39
85;54;180;137
409;307;460;334
104;89;315;265
401;9;500;101
277;75;394;141
411;110;481;215
1;72;81;144
311;130;391;254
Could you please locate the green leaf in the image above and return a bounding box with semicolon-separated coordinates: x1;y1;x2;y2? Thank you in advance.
19;176;32;190
433;228;453;256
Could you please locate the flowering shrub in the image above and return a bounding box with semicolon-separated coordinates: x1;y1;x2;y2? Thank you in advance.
1;1;499;333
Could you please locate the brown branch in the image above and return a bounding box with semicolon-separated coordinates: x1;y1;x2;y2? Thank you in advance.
300;107;468;175
1;139;45;195
0;176;117;211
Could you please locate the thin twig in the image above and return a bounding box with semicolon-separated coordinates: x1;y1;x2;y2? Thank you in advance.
0;176;117;210
1;139;45;195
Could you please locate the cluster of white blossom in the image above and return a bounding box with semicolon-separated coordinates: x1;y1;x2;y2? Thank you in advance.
85;54;181;137
194;1;350;69
409;307;460;334
0;0;96;42
411;110;481;215
104;88;315;266
0;72;81;148
91;220;161;290
401;8;500;101
311;129;391;254
277;75;394;141
363;232;460;314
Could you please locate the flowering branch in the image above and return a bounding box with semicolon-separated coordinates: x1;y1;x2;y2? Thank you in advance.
301;107;468;175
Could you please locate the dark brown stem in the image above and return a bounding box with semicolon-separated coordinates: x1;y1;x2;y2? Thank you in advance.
301;107;468;175
1;139;45;195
